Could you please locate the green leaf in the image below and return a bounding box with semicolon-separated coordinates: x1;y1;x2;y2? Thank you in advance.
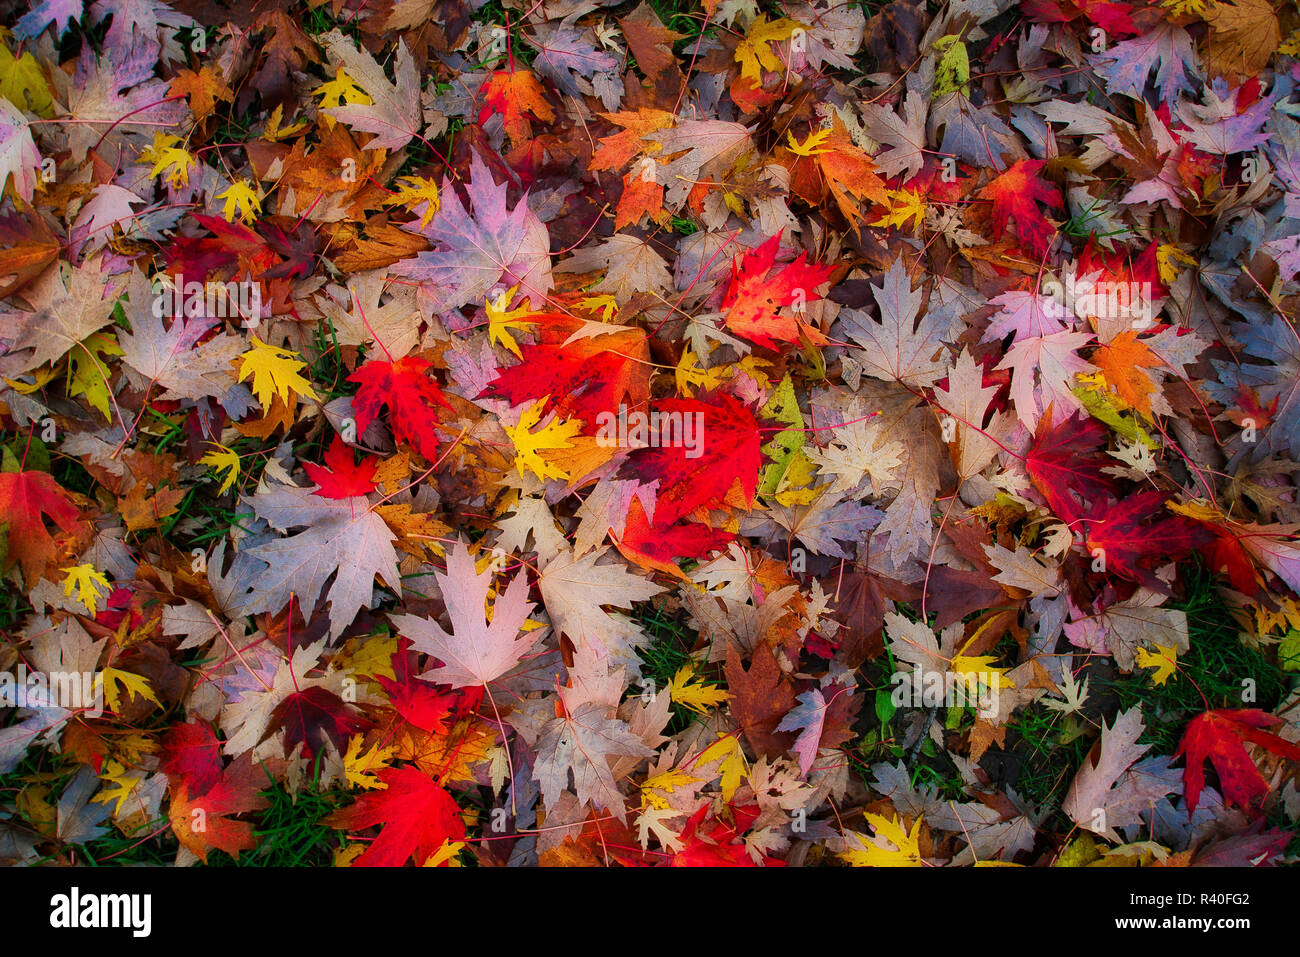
933;35;970;97
757;373;805;497
1280;629;1300;672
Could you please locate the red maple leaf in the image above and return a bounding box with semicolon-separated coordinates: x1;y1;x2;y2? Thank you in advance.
1025;412;1118;524
670;804;784;867
266;686;370;759
1021;0;1138;36
1076;238;1164;296
625;392;766;523
1176;709;1300;815
302;435;379;498
348;355;454;462
0;468;82;582
1082;491;1212;587
614;496;734;576
478;332;651;431
374;640;458;734
323;766;466;866
720;233;835;348
159;720;225;798
978;159;1063;257
258;218;319;280
166;213;280;293
1205;528;1262;595
168;755;269;863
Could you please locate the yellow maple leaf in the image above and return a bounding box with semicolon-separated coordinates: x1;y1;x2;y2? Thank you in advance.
1156;243;1197;285
199;442;241;495
67;331;122;420
735;15;803;82
932;34;970;96
92;760;142;816
675;344;729;396
314;67;372;110
952;630;1015;690
667;664;730;715
1252;597;1300;638
951;654;1015;690
1166;498;1224;522
343;734;398;789
698;734;748;803
505;398;582;482
423;839;465;867
1135;643;1179;686
871;188;927;231
217;179;262;225
578;294;618;320
334;844;366;866
108;732;157;766
236;336;320;408
61;563;111;615
95;668;161;714
640;767;702;809
486;286;540;359
336;633;400;683
384;176;441;229
840;813;924;866
772;449;819;506
786;128;833;156
141;132;195;189
1162;0;1208;14
263;104;311;142
0;43;54;117
4;361;60;395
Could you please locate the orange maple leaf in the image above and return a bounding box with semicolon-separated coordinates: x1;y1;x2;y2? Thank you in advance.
615;168;669;230
0;469;82;583
480;69;555;142
589;109;675;172
1092;330;1163;420
977;159;1063;257
784;115;888;230
720;233;835;347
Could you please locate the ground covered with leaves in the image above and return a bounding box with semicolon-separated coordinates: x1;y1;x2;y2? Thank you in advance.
1;0;1299;868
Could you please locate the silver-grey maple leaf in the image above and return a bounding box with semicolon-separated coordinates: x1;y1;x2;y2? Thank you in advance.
389;150;553;312
532;701;653;823
1062;706;1151;841
984;542;1062;598
390;540;539;689
228;483;401;641
869;399;944;571
526;23;618;98
57;766;112;845
557;234;672;306
1088;21;1199;106
742;491;882;559
537;546;664;664
1108;755;1183;842
928;92;1019;169
858;89;928;180
0;258;117;373
320;29;422;152
775;688;827;776
836;258;956;388
116;270;244;401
